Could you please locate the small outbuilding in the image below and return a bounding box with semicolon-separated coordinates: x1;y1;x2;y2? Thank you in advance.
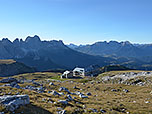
61;70;73;79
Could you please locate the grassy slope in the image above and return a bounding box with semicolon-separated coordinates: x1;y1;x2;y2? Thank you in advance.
0;71;152;114
0;59;16;64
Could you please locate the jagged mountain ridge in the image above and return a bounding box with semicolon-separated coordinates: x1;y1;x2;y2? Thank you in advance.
1;36;152;71
69;41;152;62
0;35;114;71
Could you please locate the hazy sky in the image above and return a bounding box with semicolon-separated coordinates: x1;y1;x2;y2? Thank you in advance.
0;0;152;44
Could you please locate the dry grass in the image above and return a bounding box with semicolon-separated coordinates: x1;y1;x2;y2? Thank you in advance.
0;71;152;113
0;59;16;64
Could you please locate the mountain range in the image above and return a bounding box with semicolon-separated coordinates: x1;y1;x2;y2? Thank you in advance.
67;41;152;70
1;35;152;71
68;41;152;61
0;35;115;71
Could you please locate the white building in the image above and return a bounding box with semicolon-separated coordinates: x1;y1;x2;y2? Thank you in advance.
73;67;85;76
61;70;72;78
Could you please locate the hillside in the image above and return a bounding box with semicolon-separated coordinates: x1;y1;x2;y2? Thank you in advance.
85;65;131;76
0;59;35;76
70;41;152;62
0;71;152;113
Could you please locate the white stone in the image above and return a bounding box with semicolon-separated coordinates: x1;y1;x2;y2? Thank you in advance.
0;95;30;111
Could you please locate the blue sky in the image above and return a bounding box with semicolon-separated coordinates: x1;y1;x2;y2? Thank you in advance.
0;0;152;44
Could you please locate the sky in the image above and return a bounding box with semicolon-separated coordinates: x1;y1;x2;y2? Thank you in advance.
0;0;152;45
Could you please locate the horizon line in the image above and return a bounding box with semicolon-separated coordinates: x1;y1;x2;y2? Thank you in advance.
0;35;152;45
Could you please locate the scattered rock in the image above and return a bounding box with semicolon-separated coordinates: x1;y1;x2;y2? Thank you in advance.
59;87;71;94
67;94;73;101
88;108;98;113
71;92;77;95
33;82;42;86
111;89;117;92
73;86;79;89
0;78;18;83
37;86;45;93
145;101;150;103
79;94;88;98
0;112;5;114
58;110;66;114
133;101;136;103
49;82;54;86
48;91;51;93
57;107;63;110
58;100;68;105
123;89;129;93
100;109;106;113
0;95;30;111
86;92;92;96
75;91;83;95
13;84;21;89
51;91;61;96
59;92;65;96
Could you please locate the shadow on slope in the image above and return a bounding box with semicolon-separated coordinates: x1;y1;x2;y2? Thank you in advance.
16;104;52;114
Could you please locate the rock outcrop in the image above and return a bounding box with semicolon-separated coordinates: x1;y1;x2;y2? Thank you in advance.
0;95;30;111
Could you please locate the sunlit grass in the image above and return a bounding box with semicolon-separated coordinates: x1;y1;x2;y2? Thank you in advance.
0;71;152;113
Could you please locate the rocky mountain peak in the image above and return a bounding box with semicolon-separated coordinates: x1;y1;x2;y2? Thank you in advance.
121;41;132;46
108;41;120;45
13;38;19;43
1;38;12;45
25;35;41;43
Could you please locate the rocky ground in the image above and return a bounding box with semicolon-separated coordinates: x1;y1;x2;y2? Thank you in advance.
0;71;152;114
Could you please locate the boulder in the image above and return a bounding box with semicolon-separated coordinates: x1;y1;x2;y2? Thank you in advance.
111;89;118;92
13;84;21;89
0;78;17;83
49;82;54;86
123;89;129;93
58;110;66;114
86;92;92;96
75;91;83;95
79;94;88;98
33;82;42;86
59;92;64;96
59;87;71;94
100;109;106;113
0;95;30;111
67;95;73;101
58;100;68;105
51;91;61;96
37;86;45;92
73;86;79;89
88;108;98;113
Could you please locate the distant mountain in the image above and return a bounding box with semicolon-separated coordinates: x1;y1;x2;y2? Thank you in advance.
0;59;35;77
67;43;79;49
1;36;152;71
67;43;85;49
0;35;114;71
71;41;152;62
